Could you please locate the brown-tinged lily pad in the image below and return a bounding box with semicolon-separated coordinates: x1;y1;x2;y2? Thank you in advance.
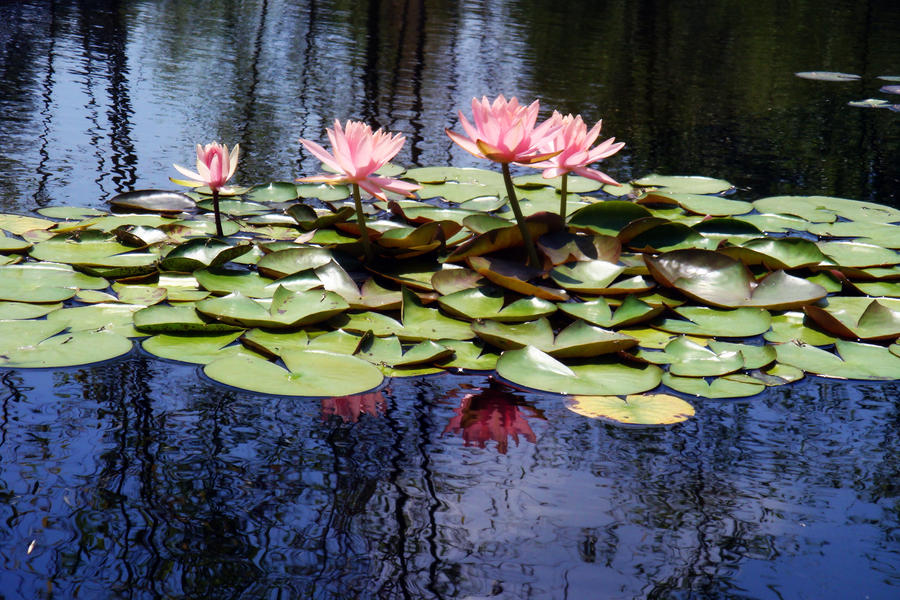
803;296;900;341
565;393;695;425
468;256;569;301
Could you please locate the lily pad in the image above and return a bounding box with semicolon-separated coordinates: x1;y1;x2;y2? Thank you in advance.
160;238;251;272
436;339;500;371
639;192;752;216
654;306;772;337
141;331;259;364
195;287;348;329
133;304;243;334
469;256;569;301
0;263;108;302
775;339;900;380
558;295;663;328
567;201;653;236
204;351;383;396
795;71;861;81
247;182;300;202
662;373;765;399
0;329;132;368
0;301;62;319
803;296;900;341
496;345;662;395
109;190;195;214
565;394;694;425
550;260;626;294
633;175;733;195
763;311;837;346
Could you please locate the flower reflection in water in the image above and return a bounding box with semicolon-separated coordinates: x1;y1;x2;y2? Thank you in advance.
321;391;388;423
443;381;545;454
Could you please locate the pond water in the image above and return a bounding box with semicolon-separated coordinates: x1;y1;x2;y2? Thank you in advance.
0;1;899;598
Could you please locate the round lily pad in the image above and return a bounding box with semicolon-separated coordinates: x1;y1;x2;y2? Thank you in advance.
109;190;195;214
0;329;132;368
565;394;694;425
204;351;383;397
0;263;108;302
662;373;766;399
496;345;662;395
634;175;733;195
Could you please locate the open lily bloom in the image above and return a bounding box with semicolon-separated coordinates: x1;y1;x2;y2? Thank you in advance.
532;112;624;184
172;142;239;191
445;95;561;164
298;120;420;200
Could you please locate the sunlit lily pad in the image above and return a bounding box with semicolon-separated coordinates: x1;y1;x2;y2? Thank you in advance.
111;283;168;306
405;166;504;186
142;331;260;364
247;182;300;202
654;306;772;337
0;323;132;368
795;71;860;81
558;295;663;328
496;345;662;395
473;317;636;358
721;237;826;270
45;303;145;337
436;339;500;370
0;213;60;235
639;192;752;216
567;201;653;236
0;301;62;320
37;206;107;220
692;217;763;243
197;198;269;216
398;286;474;341
775;339;900;380
296;183;351;201
109;190;195;214
133;304;243;334
445;213;562;262
0;263;107;302
645;249;827;309
355;334;450;376
537;231;620;265
640;337;744;377
817;241;899;268
159;238;251;272
204;351;383;397
633;175;733;195
565;393;694;425
662;373;765;399
763;311;837;346
255;246;334;278
437;286;555;322
803;296;900;340
708;341;776;370
195;287;348;329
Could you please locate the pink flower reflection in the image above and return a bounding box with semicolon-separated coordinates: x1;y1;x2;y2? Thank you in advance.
321;391;387;423
443;385;544;454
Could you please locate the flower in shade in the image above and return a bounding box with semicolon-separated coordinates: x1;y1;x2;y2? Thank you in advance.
172;142;239;191
443;384;544;454
298;120;421;200
531;112;624;184
445;95;561;164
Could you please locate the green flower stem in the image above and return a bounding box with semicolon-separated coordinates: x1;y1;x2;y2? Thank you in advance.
212;189;224;237
501;163;541;268
560;172;568;219
352;183;374;262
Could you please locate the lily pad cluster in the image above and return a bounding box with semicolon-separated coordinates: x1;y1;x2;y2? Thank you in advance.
0;166;898;426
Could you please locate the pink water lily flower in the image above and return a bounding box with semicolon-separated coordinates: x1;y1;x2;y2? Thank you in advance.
172;142;239;191
445;95;561;164
533;112;624;184
298;120;420;201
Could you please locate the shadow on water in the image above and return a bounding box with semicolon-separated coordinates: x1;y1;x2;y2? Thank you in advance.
1;1;900;598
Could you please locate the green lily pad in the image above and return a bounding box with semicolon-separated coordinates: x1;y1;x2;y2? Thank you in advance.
496;345;662;395
473;317;637;358
809;222;900;248
109;190;195;214
565;393;694;425
355;334;450;375
0;329;132;368
646;249;827;309
141;331;259;364
708;341;776;369
817;241;899;268
256;246;334;278
0;263;108;302
445;213;563;262
775;339;900;380
647;337;745;377
750;363;805;386
133;304;243;334
45;303;145;337
195;287;348;329
405;166;504;186
204;351;383;396
160;238;251;272
296;183;351;201
37;206;107;220
436;339;500;371
0;232;32;254
430;266;486;295
755;195;900;224
0;213;59;235
691;217;763;244
0;301;62;320
639;191;751;216
662;372;765;399
196;198;269;216
110;283;168;306
803;296;900;340
398;286;474;341
550;260;626;293
721;237;827;270
634;175;733;195
247;182;300;202
763;311;837;346
558;295;663;328
738;213;812;234
654;306;772;337
624;221;715;252
567;201;654;236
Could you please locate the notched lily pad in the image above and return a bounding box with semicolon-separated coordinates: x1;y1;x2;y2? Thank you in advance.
109;190;195;214
565;393;694;425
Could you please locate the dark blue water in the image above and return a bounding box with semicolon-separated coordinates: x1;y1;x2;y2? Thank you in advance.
1;1;899;598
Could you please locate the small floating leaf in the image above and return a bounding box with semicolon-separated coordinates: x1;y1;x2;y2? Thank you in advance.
565;394;694;425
